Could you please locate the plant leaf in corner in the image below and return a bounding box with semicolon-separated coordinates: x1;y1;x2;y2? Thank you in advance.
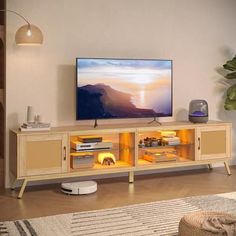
224;97;236;110
226;84;236;101
225;71;236;79
223;56;236;71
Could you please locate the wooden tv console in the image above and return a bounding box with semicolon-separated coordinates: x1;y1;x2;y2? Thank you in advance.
9;121;232;198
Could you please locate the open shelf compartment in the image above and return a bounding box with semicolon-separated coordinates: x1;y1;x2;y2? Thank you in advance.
69;132;135;171
137;129;195;166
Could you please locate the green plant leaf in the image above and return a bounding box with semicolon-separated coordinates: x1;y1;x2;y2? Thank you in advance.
223;63;236;71
226;84;236;100
225;71;236;79
224;99;236;110
223;56;236;71
222;56;236;110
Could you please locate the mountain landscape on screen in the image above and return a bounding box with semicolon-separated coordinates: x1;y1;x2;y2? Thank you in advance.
76;58;172;120
76;83;165;119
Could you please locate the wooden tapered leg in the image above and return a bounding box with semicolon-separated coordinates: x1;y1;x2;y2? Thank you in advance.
207;164;213;170
224;162;231;176
17;179;28;199
129;171;134;183
11;179;17;190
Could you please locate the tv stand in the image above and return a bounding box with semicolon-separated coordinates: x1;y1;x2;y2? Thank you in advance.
148;116;162;125
9;121;232;198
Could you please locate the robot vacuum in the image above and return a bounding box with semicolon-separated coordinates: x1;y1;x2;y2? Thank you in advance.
61;180;97;195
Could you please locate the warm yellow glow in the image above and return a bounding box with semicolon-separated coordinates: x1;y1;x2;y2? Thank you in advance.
15;24;43;45
98;152;116;165
160;131;176;137
178;130;189;144
26;29;32;36
71;152;93;157
120;133;132;149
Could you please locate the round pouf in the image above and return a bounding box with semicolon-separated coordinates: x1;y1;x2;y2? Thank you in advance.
179;211;236;236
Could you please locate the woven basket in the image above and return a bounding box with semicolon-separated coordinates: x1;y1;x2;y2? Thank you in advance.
179;211;236;236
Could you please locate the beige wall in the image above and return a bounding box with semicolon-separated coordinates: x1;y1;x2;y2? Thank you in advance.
5;0;236;187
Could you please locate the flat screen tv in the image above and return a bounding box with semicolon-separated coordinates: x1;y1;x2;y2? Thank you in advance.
76;58;172;120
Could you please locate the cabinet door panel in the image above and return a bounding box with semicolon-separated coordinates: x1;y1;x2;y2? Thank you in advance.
26;140;62;169
196;126;231;160
200;130;226;155
19;134;68;177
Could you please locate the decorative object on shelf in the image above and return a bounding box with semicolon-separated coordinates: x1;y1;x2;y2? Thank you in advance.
161;131;176;137
20;106;51;131
70;152;94;169
34;114;43;124
160;130;180;145
138;139;145;148
0;9;43;45
61;181;97;195
70;141;112;151
98;152;116;165
19;122;51;132
21;122;50;129
141;137;162;147
77;136;103;143
162;136;180;146
221;55;236;110
140;131;181;147
143;150;178;163
189;100;208;123
26;105;34;123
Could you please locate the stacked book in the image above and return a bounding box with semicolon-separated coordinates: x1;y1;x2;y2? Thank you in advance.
20;122;51;132
162;136;180;146
143;150;178;163
161;131;180;146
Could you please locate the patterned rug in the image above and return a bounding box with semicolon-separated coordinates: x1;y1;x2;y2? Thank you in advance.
1;192;236;236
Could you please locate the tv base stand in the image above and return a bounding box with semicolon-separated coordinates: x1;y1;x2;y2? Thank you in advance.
9;121;232;198
148;117;162;125
94;119;98;128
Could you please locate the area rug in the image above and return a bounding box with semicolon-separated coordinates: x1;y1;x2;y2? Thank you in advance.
1;192;236;236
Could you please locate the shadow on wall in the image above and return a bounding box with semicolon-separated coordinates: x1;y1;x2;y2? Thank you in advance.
56;65;76;125
175;108;188;121
7;112;19;130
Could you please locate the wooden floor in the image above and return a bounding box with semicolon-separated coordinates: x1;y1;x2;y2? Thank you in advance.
1;166;236;221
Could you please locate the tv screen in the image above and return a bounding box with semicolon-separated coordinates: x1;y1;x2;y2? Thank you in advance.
76;58;172;120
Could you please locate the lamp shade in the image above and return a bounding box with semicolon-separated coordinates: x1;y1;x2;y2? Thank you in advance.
15;24;43;45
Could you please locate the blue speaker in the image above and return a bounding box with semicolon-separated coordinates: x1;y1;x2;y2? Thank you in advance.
189;100;208;123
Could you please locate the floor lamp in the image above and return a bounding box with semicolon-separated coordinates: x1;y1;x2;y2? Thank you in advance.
0;9;43;45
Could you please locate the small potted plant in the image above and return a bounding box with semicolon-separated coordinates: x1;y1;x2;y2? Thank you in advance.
223;55;236;110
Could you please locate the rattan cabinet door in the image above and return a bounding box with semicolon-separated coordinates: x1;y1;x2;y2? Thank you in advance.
19;134;68;177
195;125;231;160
